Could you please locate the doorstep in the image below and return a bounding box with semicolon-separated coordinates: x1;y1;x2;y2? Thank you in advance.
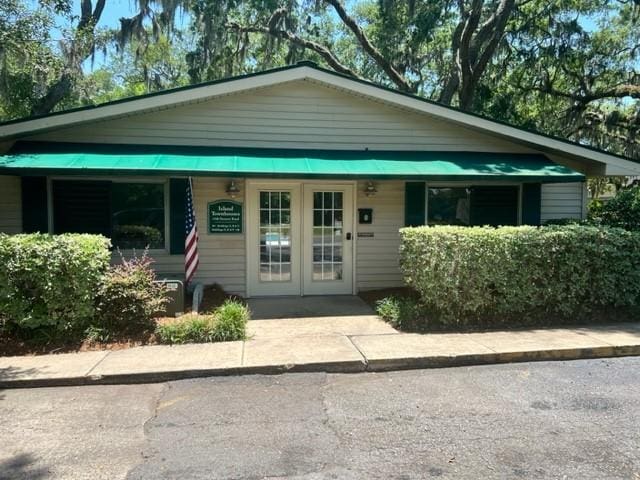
1;322;640;388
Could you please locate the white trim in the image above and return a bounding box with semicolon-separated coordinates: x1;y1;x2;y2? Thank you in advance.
2;65;638;174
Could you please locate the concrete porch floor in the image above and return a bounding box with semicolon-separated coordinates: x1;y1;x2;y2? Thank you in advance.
245;295;397;339
246;295;375;320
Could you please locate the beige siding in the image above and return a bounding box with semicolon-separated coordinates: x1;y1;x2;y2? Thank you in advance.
191;178;246;296
28;81;533;153
0;176;22;233
116;178;247;296
541;182;586;223
355;180;404;291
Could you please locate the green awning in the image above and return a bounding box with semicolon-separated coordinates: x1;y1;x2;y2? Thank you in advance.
0;147;585;182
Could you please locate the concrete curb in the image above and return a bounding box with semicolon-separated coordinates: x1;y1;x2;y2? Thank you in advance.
2;344;639;389
364;345;640;372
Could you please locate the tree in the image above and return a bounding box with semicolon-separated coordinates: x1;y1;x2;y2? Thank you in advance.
2;0;639;162
0;0;63;118
29;0;109;116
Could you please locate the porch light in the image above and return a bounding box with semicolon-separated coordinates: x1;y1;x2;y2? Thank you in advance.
364;181;377;197
226;180;240;199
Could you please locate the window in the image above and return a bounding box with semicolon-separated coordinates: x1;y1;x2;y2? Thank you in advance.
53;180;166;249
427;187;471;226
259;191;292;282
111;183;165;249
312;191;343;281
426;185;519;226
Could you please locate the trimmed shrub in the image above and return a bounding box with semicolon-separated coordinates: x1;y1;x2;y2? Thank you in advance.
589;186;640;231
0;233;111;332
93;252;169;337
156;300;249;344
399;225;640;328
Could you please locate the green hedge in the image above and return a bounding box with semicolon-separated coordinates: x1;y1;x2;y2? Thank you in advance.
0;233;111;331
589;186;640;231
399;225;640;327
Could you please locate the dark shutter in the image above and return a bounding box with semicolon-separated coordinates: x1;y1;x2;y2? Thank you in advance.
521;183;542;226
52;180;112;236
169;178;188;255
470;186;519;226
21;176;49;233
404;182;426;226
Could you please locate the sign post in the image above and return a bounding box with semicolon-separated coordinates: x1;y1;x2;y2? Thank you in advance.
208;200;243;234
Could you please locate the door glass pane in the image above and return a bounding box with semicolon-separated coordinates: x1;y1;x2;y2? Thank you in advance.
312;191;343;281
259;191;292;282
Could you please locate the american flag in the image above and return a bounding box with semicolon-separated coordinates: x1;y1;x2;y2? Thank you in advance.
185;177;199;284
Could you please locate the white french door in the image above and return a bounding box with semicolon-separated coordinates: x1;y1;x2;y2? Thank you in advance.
247;183;301;296
302;184;354;295
246;181;354;297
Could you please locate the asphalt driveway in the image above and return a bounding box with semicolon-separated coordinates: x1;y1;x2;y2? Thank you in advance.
2;358;639;479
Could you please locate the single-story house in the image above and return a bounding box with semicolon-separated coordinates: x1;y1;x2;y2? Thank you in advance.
1;61;639;297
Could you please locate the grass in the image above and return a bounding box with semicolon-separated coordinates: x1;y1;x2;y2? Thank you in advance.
156;300;249;344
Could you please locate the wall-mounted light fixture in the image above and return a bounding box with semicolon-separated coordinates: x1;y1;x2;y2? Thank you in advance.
226;180;240;199
364;181;377;197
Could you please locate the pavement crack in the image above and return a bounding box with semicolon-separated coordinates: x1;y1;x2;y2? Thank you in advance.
143;382;171;435
346;335;369;370
84;351;111;377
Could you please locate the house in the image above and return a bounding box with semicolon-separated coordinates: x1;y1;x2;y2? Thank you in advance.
1;62;638;297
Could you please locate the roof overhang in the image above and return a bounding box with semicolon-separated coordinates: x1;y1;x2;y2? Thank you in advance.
0;62;636;176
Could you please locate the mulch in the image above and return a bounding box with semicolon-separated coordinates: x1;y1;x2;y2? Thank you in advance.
0;283;240;357
358;287;418;309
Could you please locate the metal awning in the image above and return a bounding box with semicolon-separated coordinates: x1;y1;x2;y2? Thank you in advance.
0;146;585;182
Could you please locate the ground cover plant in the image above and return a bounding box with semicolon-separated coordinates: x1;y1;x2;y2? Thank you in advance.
375;225;640;332
155;300;249;344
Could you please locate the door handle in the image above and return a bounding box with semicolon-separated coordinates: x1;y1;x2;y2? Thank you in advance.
346;232;352;240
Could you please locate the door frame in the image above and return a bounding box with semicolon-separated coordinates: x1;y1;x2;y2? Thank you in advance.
245;179;357;297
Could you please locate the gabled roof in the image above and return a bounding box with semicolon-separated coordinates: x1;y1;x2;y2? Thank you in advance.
0;61;638;175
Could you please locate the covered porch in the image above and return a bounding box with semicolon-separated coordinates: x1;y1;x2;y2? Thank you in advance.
0;143;585;297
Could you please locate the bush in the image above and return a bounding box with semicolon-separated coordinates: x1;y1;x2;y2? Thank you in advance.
213;300;250;341
93;251;169;337
0;233;111;332
543;218;585;226
589;186;640;230
375;296;424;331
156;300;249;344
399;225;640;328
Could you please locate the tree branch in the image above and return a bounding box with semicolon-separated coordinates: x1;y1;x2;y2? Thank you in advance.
471;0;515;85
323;0;412;91
227;21;359;78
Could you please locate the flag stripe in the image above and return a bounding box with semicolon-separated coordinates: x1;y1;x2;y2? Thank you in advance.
184;177;199;284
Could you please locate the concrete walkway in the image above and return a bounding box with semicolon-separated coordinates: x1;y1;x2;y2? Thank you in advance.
2;308;640;388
